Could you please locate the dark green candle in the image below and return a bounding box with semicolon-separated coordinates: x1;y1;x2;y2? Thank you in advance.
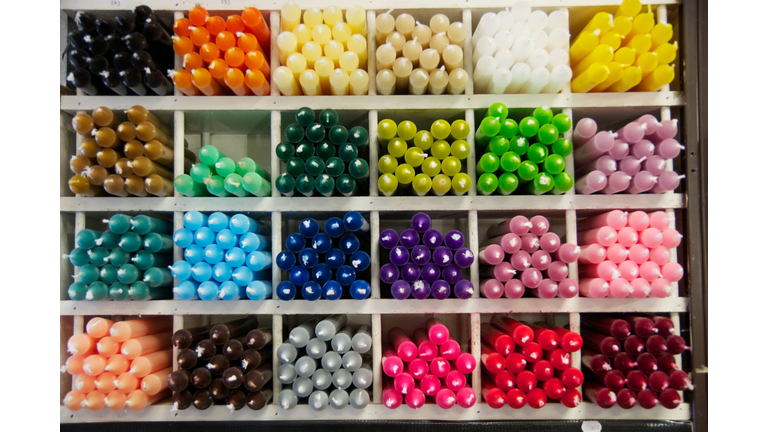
329;125;349;145
295;107;315;127
306;123;326;143
325;157;345;177
338;143;358;163
286;157;306;176
348;158;369;179
336;174;356;196
319;109;339;128
305;156;325;176
315;173;335;197
295;142;316;160
276;142;296;162
285;123;305;143
295;173;315;196
316;141;336;160
349;126;368;146
276;173;296;196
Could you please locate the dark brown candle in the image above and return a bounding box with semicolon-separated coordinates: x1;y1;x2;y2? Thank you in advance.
225;390;247;412
190;367;212;389
177;348;199;370
173;326;211;349
246;389;272;410
210;317;260;345
243;364;272;392
210;378;230;400
167;370;190;392
196;339;217;360
241;347;271;371
206;354;230;376
171;390;193;410
192;389;213;410
246;327;273;350
222;367;245;389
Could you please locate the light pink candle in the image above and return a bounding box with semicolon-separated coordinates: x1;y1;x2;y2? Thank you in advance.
619;156;646;176
579;278;609;298
547;261;569;281
573;118;598;147
618;226;639;247
482;262;516;281
578;155;617;176
608;278;633;298
628;211;650;231
649;211;672;230
649;246;670;265
531;250;552;270
636;114;661;136
652;172;684;193
608;139;630;160
628;171;659;193
662;262;684;282
480;279;504;299
521;268;543;288
479;244;505;265
574;131;617;166
651;279;672;298
607;244;629;263
558;279;579;298
641;227;663;248
656;138;684;159
532;278;559;298
576;171;608;195
505;279;526;298
644;155;667;175
661;229;682;248
628;244;650;264
632;140;656;159
530;215;550;235
539;232;561;253
581;261;621;280
483;234;521;254
618;261;639;281
639;261;663;281
487;216;532;237
602;172;632;194
511;251;532;270
630;278;651;298
578;244;606;264
580;210;628;231
521;234;540;254
578;226;617;247
647;119;678;142
555;243;580;263
616;122;647;144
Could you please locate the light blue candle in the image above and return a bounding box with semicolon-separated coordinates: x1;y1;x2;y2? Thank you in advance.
302;281;322;301
216;229;239;250
225;247;246;267
63;248;90;267
276;281;296;301
99;264;119;284
350;280;370;300
239;232;270;252
174;280;200;300
194;227;215;247
218;281;245;300
68;282;88;300
184;244;205;265
184;211;208;231
247;251;271;271
117;264;141;284
143;267;173;287
203;244;224;264
119;232;143;252
109;282;130;301
246;280;272;300
78;264;100;284
322;281;342;300
132;250;171;270
173;228;194;248
191;262;213;282
212;262;232;282
87;247;110;266
130;215;173;235
76;229;103;249
208;212;230;232
96;231;121;249
168;261;192;280
232;266;253;286
106;248;131;267
343;211;370;233
86;281;109;301
230;214;269;235
103;214;132;234
197;281;220;301
144;233;174;253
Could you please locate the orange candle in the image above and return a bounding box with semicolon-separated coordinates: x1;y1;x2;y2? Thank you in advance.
140;367;173;395
69;155;92;175
82;354;107;376
236;32;263;53
96;148;121;168
104;354;130;375
95;372;117;393
206;15;226;36
114;158;134;177
183;52;203;71
75;374;97;393
103;174;129;197
87;317;116;338
126;389;171;411
105;390;127;411
170;69;202;96
224;68;253;95
129;156;174;179
189;6;210;26
68;175;103;197
190;26;211;46
244;70;270;96
68;333;98;356
84;165;108;186
136;121;170;145
173;36;194;56
115;372;140;393
72;113;94;135
216;30;237;51
130;349;173;377
124;176;149;197
144;174;175;197
63;354;85;375
241;7;270;51
92;127;121;148
208;58;230;86
227;15;246;33
245;51;270;77
63;390;86;411
96;336;122;358
191;68;226;96
92;106;121;128
117;122;136;141
199;42;221;63
110;317;173;342
83;390;106;411
225;47;247;70
78;137;100;158
121;332;173;359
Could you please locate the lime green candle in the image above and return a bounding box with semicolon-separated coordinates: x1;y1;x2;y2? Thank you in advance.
338;143;358;163
499;118;519;139
243;172;271;197
486;102;508;120
451;120;470;140
432;174;451;196
413;130;434;151
537;124;559;145
286;157;305;176
533;106;554;125
387;138;408;158
412;173;432;196
518;117;540;138
349;158;369;179
431;140;451;160
295;141;316;160
430;120;451;140
544;154;566;174
295;107;315;126
276;173;296;196
421;157;442;177
237;157;271;181
296;173;315;196
175;174;209;196
204;175;231;197
349;126;369;146
224;173;248;197
395;164;415;185
476;153;500;174
214;157;236;177
315;174;335;197
316;141;336;160
441;156;462;177
552;138;573;157
378;119;398;142
498;172;519;195
305;156;326;176
325;157;345;177
477;173;499;196
285;123;305;143
190;163;212;183
509;136;529;156
517;160;539;181
487;136;510;156
451;173;472;196
500;152;522;172
199;145;226;166
527;144;548;164
404;147;427;167
474;116;501;146
398;120;418;141
552;113;572;134
531;172;555;194
276;142;296;161
336;174;357;196
451;140;470;160
553;172;574;194
378;173;397;196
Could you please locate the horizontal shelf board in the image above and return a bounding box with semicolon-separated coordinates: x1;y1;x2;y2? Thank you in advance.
60;194;685;213
60;297;689;316
59;93;684;113
61;402;690;423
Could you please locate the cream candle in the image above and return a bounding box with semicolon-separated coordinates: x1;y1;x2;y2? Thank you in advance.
315;57;334;94
299;70;323;95
376;43;397;70
304;7;323;28
302;41;323;68
333;22;353;48
286;52;308;81
396;13;415;39
387;32;406;57
429;32;449;55
428;67;449;95
348;34;368;64
419;49;440;72
375;10;395;45
274;66;301;96
447;22;467;46
447;68;468;94
324;40;344;68
429;14;450;34
409;68;430;95
413;22;433;48
442;44;464;71
277;31;298;64
494;30;515;53
349;69;370;95
311;24;333;45
293;24;312;51
402;38;423;67
339;52;360;73
347;5;367;35
376;69;397;95
329;69;350;95
393;57;414;93
281;1;301;32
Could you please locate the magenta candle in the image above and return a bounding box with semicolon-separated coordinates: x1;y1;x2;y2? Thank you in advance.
558;279;578;298
574;131;617;166
440;338;461;361
382;344;404;377
427;318;450;345
454;352;476;374
409;358;429;379
573;117;598;147
504;279;525;298
575;170;608;194
578;244;606;264
631;140;655;159
382;383;403;409
482;233;522;254
602;172;632;194
445;370;467;392
555;243;580;263
456;386;477;408
616;121;647;143
405;388;426;409
394;372;415;394
628;171;659;193
420;374;441;396
389;327;418;362
436;388;457;409
579;278;609;298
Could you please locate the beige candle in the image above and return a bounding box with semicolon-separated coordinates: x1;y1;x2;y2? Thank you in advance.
129;349;173;377
286;52;308;81
114;158;134;177
96;148;121;168
105;390;127;411
349;69;370;95
110;317;173;342
136;122;170;145
375;10;395;45
87;317;116;338
125;106;169;135
299;69;323;95
311;23;332;45
293;24;312;51
376;43;397;70
392;57;413;94
314;57;334;94
386;32;406;57
144;174;175;197
78;137;100;158
339;51;360;73
447;22;467;46
442;44;464;71
429;32;450;54
301;41;323;68
409;68;430;95
140;367;173;395
413;22;433;48
395;13;415;39
115;372;139;393
68;175;103;197
97;336;121;357
402;38;423;67
104;174;129;197
419;48;440;72
447;68;468;94
117;122;136;141
277;31;298;65
121;332;173;359
376;69;396;95
84;165;108;186
83;390;106;411
93;106;121;128
430;14;451;34
72;113;94;136
70;155;92;175
92;127;121;148
347;34;368;64
95;372;117;393
129;156;173;180
104;354;131;375
324;40;344;68
329;69;350;95
124;175;149;197
274;66;301;96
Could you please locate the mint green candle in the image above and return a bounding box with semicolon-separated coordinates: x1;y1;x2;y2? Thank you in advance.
214;157;236;177
175;174;209;196
204;175;232;197
199;145;226;166
237;157;271;181
224;173;248;197
243;172;271;197
190;163;213;184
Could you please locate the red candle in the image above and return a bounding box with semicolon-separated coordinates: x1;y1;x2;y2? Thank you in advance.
516;370;538;393
482;344;506;374
420;374;442;396
436;388;457;409
405;388;426;409
413;328;439;361
561;388;582;408
626;370;648;392
389;327;418;362
646;335;668;356
669;370;693;391
505;352;527;374
592;369;627;392
658;353;680;374
382;343;404;377
483;382;507;409
581;328;622;357
409;358;429;379
637;352;659;375
556;367;584;388
637;388;659;409
623;335;646;356
584;382;616;408
544;348;572;370
535;322;583;352
395;372;416;394
650;316;676;338
440;338;462;360
625;316;658;338
532;360;555;381
648;371;670;392
527;388;547;409
543;377;566;399
666;335;689;355
427;318;450;345
482;323;516;356
492;370;516;391
490;315;534;346
506;388;527;408
444;370;467;392
519;342;543;363
616;388;638;409
582;349;612;375
581;316;632;340
612;352;638;374
529;323;559;350
659;388;681;409
456;386;477;408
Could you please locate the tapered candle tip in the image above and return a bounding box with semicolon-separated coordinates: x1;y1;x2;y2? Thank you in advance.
638;156;647;163
678;175;686;180
81;399;88;408
62;254;70;260
574;246;582;254
85;291;94;300
84;34;92;43
91;129;97;136
610;132;618;138
126;161;134;168
67;72;75;82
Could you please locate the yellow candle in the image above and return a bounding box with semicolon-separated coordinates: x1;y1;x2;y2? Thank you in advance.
314;57;334;94
429;32;449;55
375;11;395;45
624;13;655;41
293;24;312;51
428;67;449;95
409;68;430;95
431;174;451;196
339;51;360;72
392;57;413;93
429;14;450;34
348;34;368;64
281;0;301;32
570;30;600;65
582;12;614;35
302;41;323;68
441;44;463;72
447;22;467;46
655;41;678;65
571;63;609;93
346;5;367;35
613;16;634;36
606;66;642;92
329;69;350;95
616;0;642;17
402;39;423;67
386;32;406;57
349;69;369;95
277;32;298;65
274;66;302;96
447;68;468;94
333;22;353;48
323;6;343;26
376;43;397;70
573;44;614;76
376;69;396;95
412;22;432;48
312;24;332;45
600;32;623;51
634;51;659;78
395;13;415;39
419;49;440;73
634;64;674;91
304;8;324;28
591;62;625;92
299;69;323;95
650;23;673;50
286;52;308;81
324;40;344;68
626;33;652;54
614;47;636;66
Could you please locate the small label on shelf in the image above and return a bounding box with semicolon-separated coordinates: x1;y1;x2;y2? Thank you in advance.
582;421;602;432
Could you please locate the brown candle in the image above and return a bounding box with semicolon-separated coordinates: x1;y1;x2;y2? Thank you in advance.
96;148;121;168
190;367;213;389
210;317;260;345
114;158;134;177
223;337;245;361
205;354;230;376
209;378;230;400
246;327;272;350
126;105;171;135
196;339;217;360
136;121;170;145
70;155;92;175
92;127;122;148
144;174;174;197
84;165;108;186
172;390;193;410
124;175;148;197
69;175;103;197
241;347;271;370
123;140;145;159
168;370;190;391
129;156;173;179
117;122;137;141
246;389;272;410
92;106;121;128
173;326;211;349
222;367;244;389
193;389;213;410
78;137;100;158
225;390;246;411
243;363;272;392
103;174;129;197
72;113;94;135
177;349;199;370
143;140;174;167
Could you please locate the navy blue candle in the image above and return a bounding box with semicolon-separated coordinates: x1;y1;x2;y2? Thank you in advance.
442;264;462;285
411;280;431;299
286;233;305;253
299;218;320;238
391;280;411;300
389;246;410;266
421;263;441;284
350;280;370;300
454;248;475;269
379;229;399;249
340;234;361;255
411;213;431;233
277;281;296;300
433;246;453;267
349;251;370;271
399;229;420;249
302;281;322;301
322;281;343;300
276;250;296;271
311;233;333;253
298;248;319;268
336;265;356;285
431;280;451;300
324;217;345;238
312;263;333;284
401;263;421;283
380;263;400;284
422;229;443;249
289;266;310;285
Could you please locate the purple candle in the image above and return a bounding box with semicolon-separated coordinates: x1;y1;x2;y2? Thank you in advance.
454;248;474;269
504;279;525;299
539;232;560;253
602;172;632;195
616;121;646;144
411;280;431;299
431;280;451;300
631;140;655;159
529;216;549;236
511;250;532;271
433;247;453;267
619;156;645;176
421;263;441;283
521;268;542;288
573;117;598;147
401;262;421;283
627;171;658;194
411;213;432;233
608;139;630;160
652;171;684;193
636;114;661;136
520;234;540;254
442;264;462;285
644;155;667;176
391;280;411;299
399;228;420;249
422;229;443;249
575;170;607;195
574;131;617;166
443;230;465;250
411;245;431;266
379;229;400;249
454;280;474;299
389;246;410;266
656;139;684;159
380;263;400;284
531;250;551;271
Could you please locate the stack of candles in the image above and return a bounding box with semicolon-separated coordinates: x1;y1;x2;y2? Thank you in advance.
481;315;584;409
276;212;371;301
577;210;683;299
62;317;173;411
170;211;272;301
177;145;271;197
66;6;174;96
381;318;476;409
275;108;369;197
171;6;271;96
277;315;373;410
476;104;574;195
275;2;369;96
573;114;684;194
473;2;573;94
69;106;193;198
170;317;273;411
379;213;475;300
581;314;691;409
64;214;173;301
377;117;472;196
479;215;579;299
374;10;468;95
570;0;678;93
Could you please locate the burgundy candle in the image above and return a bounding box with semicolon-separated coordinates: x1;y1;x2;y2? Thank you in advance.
648;371;670;392
431;280;452;299
669;370;693;391
658;353;680;374
411;245;431;266
637;388;659;409
666;335;689;355
581;328;622;357
422;229;443;249
380;229;399;249
582;349;612;375
613;352;638;374
616;388;637;409
637;352;659;375
412;280;431;299
646;335;668;356
421;263;441;283
399;228;420;248
624;335;646;356
401;263;421;283
651;316;676;338
505;352;527;374
626;370;648;392
391;280;411;299
659;388;681;409
583;382;616;408
506;388;528;409
581;316;632;340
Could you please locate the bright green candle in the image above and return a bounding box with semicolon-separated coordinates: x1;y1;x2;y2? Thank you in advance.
214;157;236;177
544;154;566;174
306;123;326;143
339;143;358;162
431;140;451;160
441;156;462;177
451;173;472;196
110;282;130;301
395;164;415;185
411;173;432;196
199;145;226;166
527;144;548;164
477;172;499;195
552;113;572;134
387;138;408;158
243;172;271;197
205;175;231;197
498;172;519;195
295;174;315;196
537;124;560;145
286;157;305;176
404;147;427;167
517;160;539;181
276;142;296;161
295;142;316;160
349;158;369;179
224;173;248;197
349;126;369;146
295;107;315;126
276;173;296;196
315;174;335;197
336;174;356;196
488;136;510;156
378;119;398;142
190;163;212;183
499;118;519;139
530;173;555;194
552;138;573;157
430;119;451;140
175;174;209;196
319;109;339;128
285;123;305;143
451;140;470;160
421;157;441;177
486;102;508;120
329;125;349;145
500;151;522;172
451;120;470;140
413;130;434;151
518;117;540;138
509;136;529;156
398;120;418;141
305;156;326;176
326;157;346;177
378;173;397;196
476;153;500;174
553;172;574;194
316;141;336;160
533;106;554;125
474;116;501;146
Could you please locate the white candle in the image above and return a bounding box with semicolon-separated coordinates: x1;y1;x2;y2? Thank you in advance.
488;68;513;94
447;68;468;94
496;9;514;32
386;32;406;57
396;13;415;39
349;69;370;95
376;69;396;95
520;66;550;94
473;55;497;93
375;10;395;45
429;14;450;34
547;48;569;70
447;22;467;46
472;36;497;64
511;21;531;39
376;43;396;70
511;37;534;63
428;66;449;95
526;48;549;69
545;10;568;32
472;13;499;46
541;64;572;93
494;31;516;52
429;32;450;54
402;38;423;67
413;22;433;48
505;62;531;93
409;68;430;95
393;57;413;93
329;68;350;95
442;44;464;71
527;10;549;32
511;1;531;23
531;30;548;50
419;49;440;72
494;49;515;69
547;28;570;51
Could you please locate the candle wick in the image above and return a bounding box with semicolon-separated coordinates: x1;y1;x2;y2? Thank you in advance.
166;69;176;79
385;8;394;15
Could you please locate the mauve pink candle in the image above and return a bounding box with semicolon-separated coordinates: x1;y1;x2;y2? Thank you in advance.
487;216;532;237
533;279;559;298
521;268;543;288
647;119;678;142
619;156;645;176
573;117;598;147
636;114;661;136
530;215;549;236
578;155;617;176
480;279;504;299
578;244;606;264
511;250;532;270
652;172;684;193
481;262;516;281
656;138;684;159
581;261;620;280
628;171;658;194
576;171;608;194
580;210;627;230
631;140;656;159
539;232;561;253
505;279;526;298
482;233;522;254
531;250;552;270
579;278;609;298
547;261;569;281
558;279;579;298
616;121;647;144
555;243;581;263
602;171;632;194
478;244;505;265
521;233;541;253
608;139;630;160
578;226;617;247
643;155;667;175
574;131;617;166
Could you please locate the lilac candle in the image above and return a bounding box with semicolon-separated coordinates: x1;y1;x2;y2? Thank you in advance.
421;263;441;283
390;246;410;266
504;279;525;299
647;119;678;142
454;248;474;268
652;172;684;193
443;230;465;250
616;121;646;144
656;139;684;159
627;171;659;194
631;140;655;159
619;156;645;176
608;139;630;160
574;131;617;166
380;263;400;284
575;170;607;195
636;114;661;136
602;172;632;195
391;280;411;299
422;229;443;249
379;229;400;249
580;155;617;176
399;229;420;249
644;155;667;175
431;280;451;300
411;280;431;299
411;246;431;266
433;247;453;267
573;117;598;147
411;213;432;233
454;280;474;299
402;263;421;283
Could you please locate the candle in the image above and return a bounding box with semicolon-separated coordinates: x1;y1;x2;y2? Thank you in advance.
375;10;395;45
413;22;433;48
376;43;396;70
447;68;468;94
636;64;675;91
408;68;430;95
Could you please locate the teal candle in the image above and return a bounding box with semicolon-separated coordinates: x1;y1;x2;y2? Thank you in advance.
109;282;130;301
190;163;213;183
336;174;356;196
204;175;232;197
276;173;296;196
99;264;119;284
199;145;226;166
315;174;335;197
103;214;131;234
552;113;572;134
316;141;336;160
477;172;499;196
63;248;90;267
175;174;209;197
78;264;100;284
224;173;248;197
118;232;143;252
518;117;540;138
544;154;566;174
117;264;141;284
349;158;369;179
476;153;500;174
319;109;339;128
349;126;368;146
537;124;559;145
130;215;172;235
338;143;358;163
75;229;102;249
527;144;548;164
285;123;305;143
325;157;345;177
533;106;554;126
499;118;519;139
131;250;171;270
553;172;574;194
517;160;539;182
509;136;529;156
552;138;573;157
276;142;296;161
296;107;316;126
107;248;131;267
143;233;174;253
215;157;237;177
97;231;121;249
296;174;315;196
500;151;522;172
474;116;501;146
86;281;109;301
295;142;316;160
286;157;306;176
243;172;271;197
487;136;510;156
329;125;349;145
498;172;519;195
529;172;555;194
306;123;326;143
305;156;326;177
143;267;173;287
87;247;109;266
486;102;509;120
68;281;87;300
129;281;171;300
